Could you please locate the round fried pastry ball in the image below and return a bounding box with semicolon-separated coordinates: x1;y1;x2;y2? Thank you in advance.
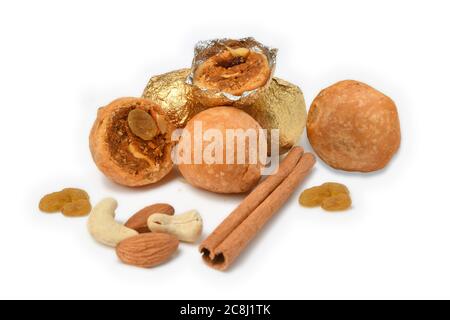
177;107;265;194
307;80;401;172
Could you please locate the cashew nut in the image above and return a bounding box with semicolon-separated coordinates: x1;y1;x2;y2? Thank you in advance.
147;210;203;243
87;198;138;247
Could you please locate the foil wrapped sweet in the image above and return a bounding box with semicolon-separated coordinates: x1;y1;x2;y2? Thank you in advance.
142;69;208;128
239;78;307;154
186;37;278;107
142;70;306;154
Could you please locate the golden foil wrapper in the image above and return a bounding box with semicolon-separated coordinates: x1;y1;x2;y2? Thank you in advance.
239;78;307;154
187;37;278;107
142;69;208;128
142;69;306;154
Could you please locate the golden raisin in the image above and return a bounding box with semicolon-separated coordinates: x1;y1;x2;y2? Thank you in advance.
321;182;349;196
299;182;352;212
62;199;92;217
39;192;71;213
128;109;158;140
299;186;330;207
39;188;91;216
321;193;352;211
62;188;89;201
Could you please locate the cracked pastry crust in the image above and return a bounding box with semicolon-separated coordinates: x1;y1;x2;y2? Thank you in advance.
193;49;271;97
89;97;175;187
307;80;401;172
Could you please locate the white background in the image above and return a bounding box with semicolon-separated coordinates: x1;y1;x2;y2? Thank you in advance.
1;0;449;300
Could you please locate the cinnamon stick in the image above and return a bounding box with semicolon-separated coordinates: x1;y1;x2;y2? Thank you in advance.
200;147;304;252
200;148;316;270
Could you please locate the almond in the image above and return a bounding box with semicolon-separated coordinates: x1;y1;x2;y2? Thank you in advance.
125;203;175;233
116;233;179;268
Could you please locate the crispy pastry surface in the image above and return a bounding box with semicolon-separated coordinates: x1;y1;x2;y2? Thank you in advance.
177;107;265;194
307;80;401;172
